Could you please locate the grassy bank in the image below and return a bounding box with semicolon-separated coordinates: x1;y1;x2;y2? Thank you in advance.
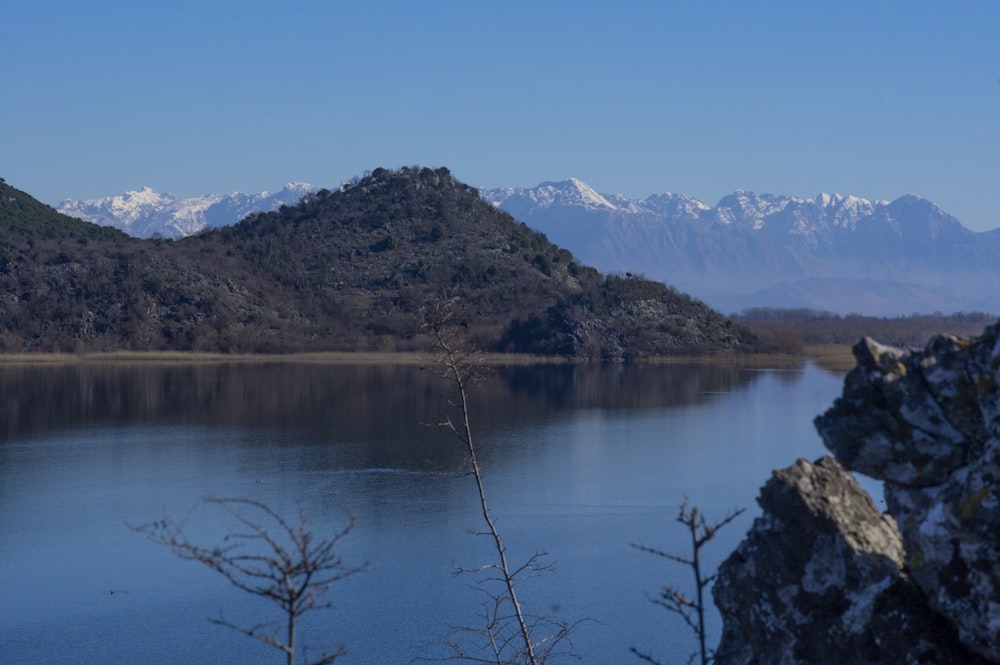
803;344;856;373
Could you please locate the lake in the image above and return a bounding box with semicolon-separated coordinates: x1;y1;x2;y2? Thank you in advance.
0;359;852;664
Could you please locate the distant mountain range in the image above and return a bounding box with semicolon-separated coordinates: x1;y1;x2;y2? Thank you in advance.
58;178;1000;316
58;183;315;239
481;180;1000;316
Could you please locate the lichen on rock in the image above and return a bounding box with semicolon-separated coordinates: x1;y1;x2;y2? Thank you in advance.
715;321;1000;664
712;456;983;664
815;327;1000;661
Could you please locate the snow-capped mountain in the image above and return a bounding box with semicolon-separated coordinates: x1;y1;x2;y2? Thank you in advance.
59;183;316;239
60;176;1000;315
482;179;1000;315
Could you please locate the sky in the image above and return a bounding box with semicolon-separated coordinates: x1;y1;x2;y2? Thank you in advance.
4;1;999;229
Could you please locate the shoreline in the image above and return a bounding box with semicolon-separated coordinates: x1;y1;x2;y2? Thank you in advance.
0;345;858;371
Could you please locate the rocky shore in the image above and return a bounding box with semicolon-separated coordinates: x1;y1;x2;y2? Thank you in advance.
713;324;1000;663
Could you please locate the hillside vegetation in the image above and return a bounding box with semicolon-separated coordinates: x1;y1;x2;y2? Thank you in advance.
0;168;757;358
0;177;128;244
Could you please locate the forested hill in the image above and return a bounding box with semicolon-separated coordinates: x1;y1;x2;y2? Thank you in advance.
0;167;756;357
0;177;129;243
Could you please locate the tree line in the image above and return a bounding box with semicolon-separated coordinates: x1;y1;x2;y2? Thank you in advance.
734;308;995;352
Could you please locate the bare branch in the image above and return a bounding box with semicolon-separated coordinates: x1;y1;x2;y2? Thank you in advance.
425;299;540;665
629;647;666;665
421;294;585;665
133;497;366;665
630;543;694;567
632;500;745;665
208;614;289;653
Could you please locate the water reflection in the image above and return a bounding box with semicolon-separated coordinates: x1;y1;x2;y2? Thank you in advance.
0;361;779;445
0;360;840;665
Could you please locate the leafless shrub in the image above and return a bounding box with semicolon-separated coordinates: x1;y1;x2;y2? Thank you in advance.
134;497;367;665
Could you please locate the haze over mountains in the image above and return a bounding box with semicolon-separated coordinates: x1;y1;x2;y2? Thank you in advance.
59;177;1000;316
482;180;1000;316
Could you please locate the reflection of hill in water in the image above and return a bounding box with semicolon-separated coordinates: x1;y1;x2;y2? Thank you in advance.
0;362;788;446
498;363;774;411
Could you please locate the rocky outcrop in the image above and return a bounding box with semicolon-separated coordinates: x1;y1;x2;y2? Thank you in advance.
713;456;986;664
817;329;1000;661
715;323;1000;664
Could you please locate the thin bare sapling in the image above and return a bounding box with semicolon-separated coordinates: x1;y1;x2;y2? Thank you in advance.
423;296;583;665
134;497;367;665
631;499;744;665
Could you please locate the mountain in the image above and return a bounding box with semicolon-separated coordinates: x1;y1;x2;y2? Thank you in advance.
481;180;1000;316
0;168;755;357
58;183;316;238
55;175;1000;316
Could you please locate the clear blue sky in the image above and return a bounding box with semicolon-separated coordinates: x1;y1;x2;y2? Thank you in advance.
4;1;999;229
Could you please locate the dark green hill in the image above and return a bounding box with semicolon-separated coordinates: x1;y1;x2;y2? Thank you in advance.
0;168;757;357
0;178;128;243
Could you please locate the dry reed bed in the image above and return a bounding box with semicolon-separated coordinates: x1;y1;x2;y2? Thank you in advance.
0;347;858;374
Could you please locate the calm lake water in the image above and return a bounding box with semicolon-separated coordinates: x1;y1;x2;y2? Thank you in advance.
0;360;851;664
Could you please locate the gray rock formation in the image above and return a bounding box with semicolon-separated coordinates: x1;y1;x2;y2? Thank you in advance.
816;329;1000;661
715;322;1000;664
713;456;985;664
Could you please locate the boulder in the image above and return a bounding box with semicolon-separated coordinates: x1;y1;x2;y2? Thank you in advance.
715;321;1000;664
713;456;984;664
816;328;1000;661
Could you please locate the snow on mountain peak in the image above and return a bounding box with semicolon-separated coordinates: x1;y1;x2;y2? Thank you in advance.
713;190;793;228
127;186;159;198
58;183;316;238
815;192;875;208
570;178;617;210
533;178;617;211
118;186;172;204
58;186;179;227
642;192;711;217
